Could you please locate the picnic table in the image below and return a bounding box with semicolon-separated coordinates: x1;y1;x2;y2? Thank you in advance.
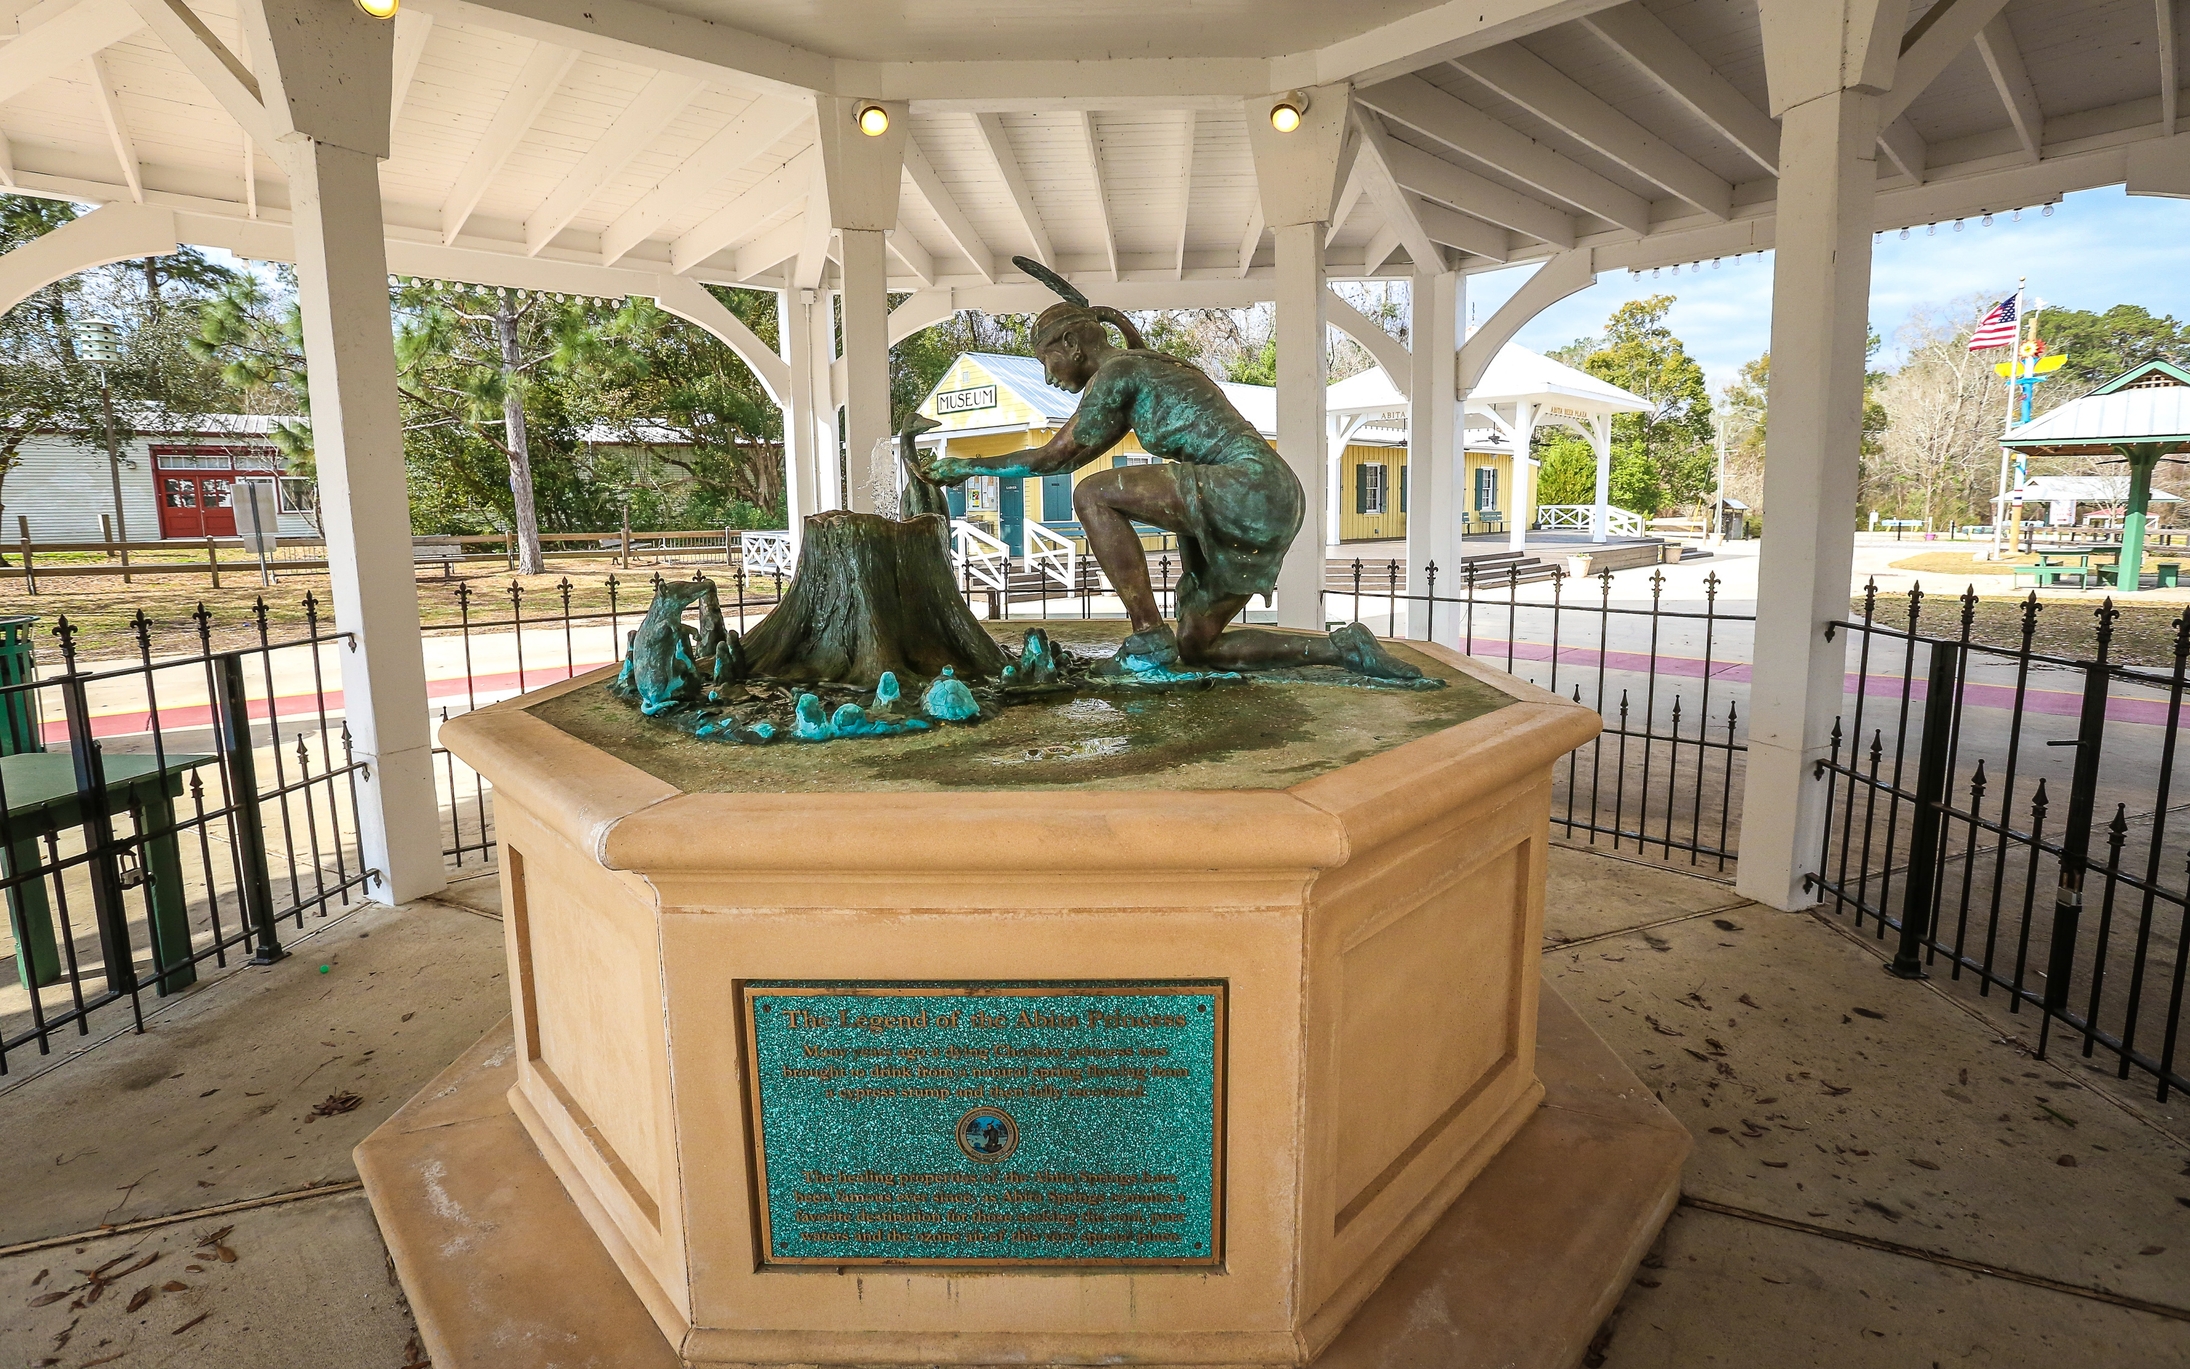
2013;545;2183;589
6;750;219;995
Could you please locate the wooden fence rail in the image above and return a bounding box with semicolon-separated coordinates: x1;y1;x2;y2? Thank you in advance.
0;527;774;590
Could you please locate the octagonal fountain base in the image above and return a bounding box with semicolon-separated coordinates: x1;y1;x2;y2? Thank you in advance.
358;627;1687;1368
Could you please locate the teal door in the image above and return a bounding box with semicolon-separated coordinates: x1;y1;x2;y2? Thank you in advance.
999;478;1025;556
1042;473;1074;522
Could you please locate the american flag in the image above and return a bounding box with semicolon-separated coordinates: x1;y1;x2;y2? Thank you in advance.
1967;295;2019;351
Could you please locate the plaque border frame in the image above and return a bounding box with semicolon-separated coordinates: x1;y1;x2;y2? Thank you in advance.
737;980;1228;1270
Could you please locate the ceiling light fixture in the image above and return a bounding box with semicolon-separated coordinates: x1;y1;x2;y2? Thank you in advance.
1270;94;1307;133
356;0;398;18
857;104;890;136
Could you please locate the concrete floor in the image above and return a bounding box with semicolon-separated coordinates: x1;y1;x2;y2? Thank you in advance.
3;848;2185;1368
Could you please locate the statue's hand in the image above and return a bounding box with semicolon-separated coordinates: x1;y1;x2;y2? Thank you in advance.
922;454;976;487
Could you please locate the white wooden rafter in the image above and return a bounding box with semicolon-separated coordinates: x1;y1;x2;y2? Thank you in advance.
524;70;703;256
388;8;433;142
0;0;142;106
669;143;815;273
440;39;579;244
1235;198;1263;277
887;226;933;285
1878;114;1926;182
1349;109;1452;269
1073;109;1118;280
1579;3;1778;177
124;0;271;145
1357;73;1648;232
975;112;1053;267
1171;109;1195;279
1379;130;1574;247
1973;14;2042;163
84;51;139;202
1879;0;2014;128
1456;43;1732;220
601;96;807;265
901;134;994;283
1410;193;1508;261
2163;0;2180;137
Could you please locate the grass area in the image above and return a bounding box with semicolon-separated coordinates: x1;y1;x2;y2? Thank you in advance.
1856;591;2189;667
0;557;739;660
1890;549;2188;578
1888;551;2037;576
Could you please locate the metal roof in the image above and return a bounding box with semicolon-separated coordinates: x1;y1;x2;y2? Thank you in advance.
2008;476;2182;502
936;352;1279;437
2002;388;2190;453
1325;345;1649;416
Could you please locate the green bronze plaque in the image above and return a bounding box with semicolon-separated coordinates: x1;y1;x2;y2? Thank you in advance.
740;981;1225;1267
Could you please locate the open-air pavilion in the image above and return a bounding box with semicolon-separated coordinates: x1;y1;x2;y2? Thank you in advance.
2003;358;2190;588
0;0;2182;912
1323;345;1653;553
3;3;2190;1364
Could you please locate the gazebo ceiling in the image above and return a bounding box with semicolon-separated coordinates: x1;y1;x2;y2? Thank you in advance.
624;0;1442;66
0;0;2184;303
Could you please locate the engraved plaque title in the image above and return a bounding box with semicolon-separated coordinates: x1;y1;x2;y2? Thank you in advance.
741;981;1225;1267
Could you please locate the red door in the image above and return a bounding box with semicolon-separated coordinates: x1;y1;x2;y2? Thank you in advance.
159;475;204;539
156;473;237;538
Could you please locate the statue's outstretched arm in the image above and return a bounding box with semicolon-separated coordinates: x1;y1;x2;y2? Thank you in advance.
925;383;1132;484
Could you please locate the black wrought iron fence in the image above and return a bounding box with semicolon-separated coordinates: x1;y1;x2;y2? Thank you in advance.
1810;583;2190;1102
1324;558;1752;871
0;598;366;1073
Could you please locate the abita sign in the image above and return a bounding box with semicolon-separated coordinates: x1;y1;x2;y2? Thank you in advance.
741;980;1225;1266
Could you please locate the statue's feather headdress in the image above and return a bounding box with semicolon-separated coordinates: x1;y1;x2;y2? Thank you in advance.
1014;255;1146;351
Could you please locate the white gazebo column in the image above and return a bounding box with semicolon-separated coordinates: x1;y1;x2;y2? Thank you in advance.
1507;401;1539;554
253;2;443;904
1270;225;1329;629
1590;414;1613;543
1248;85;1350;631
1324;414;1345;549
838;230;890;512
1738;0;1899;911
1405;267;1460;642
816;97;907;515
777;288;826;552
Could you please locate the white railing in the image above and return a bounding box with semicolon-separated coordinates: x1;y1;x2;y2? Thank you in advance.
740;529;794;575
1023;521;1077;589
951;519;1012;592
1536;505;1648;538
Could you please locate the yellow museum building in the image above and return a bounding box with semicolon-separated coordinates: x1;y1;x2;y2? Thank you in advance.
915;347;1643;552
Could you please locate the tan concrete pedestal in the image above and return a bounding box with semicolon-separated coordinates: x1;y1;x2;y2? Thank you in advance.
383;642;1675;1367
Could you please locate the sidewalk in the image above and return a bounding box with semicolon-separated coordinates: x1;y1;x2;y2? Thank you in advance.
2;849;2183;1367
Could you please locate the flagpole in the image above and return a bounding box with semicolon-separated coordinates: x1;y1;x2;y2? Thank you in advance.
1991;277;2025;560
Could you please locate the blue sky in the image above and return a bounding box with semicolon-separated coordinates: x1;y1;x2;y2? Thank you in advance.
1467;185;2190;396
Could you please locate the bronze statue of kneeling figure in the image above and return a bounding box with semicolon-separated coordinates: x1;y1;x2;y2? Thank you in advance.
918;258;1426;684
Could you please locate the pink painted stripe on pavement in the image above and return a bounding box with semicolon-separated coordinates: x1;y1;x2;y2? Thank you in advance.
1466;638;2190;729
42;659;616;743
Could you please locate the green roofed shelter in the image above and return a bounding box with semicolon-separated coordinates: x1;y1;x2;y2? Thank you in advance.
2003;360;2190;591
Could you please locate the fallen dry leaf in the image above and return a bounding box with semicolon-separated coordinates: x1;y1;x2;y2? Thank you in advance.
170;1312;209;1335
310;1091;364;1118
125;1285;153;1312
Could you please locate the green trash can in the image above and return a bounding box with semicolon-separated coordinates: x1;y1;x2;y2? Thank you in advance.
0;615;45;755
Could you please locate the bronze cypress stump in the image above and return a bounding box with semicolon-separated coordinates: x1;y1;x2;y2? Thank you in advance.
739;510;1009;686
